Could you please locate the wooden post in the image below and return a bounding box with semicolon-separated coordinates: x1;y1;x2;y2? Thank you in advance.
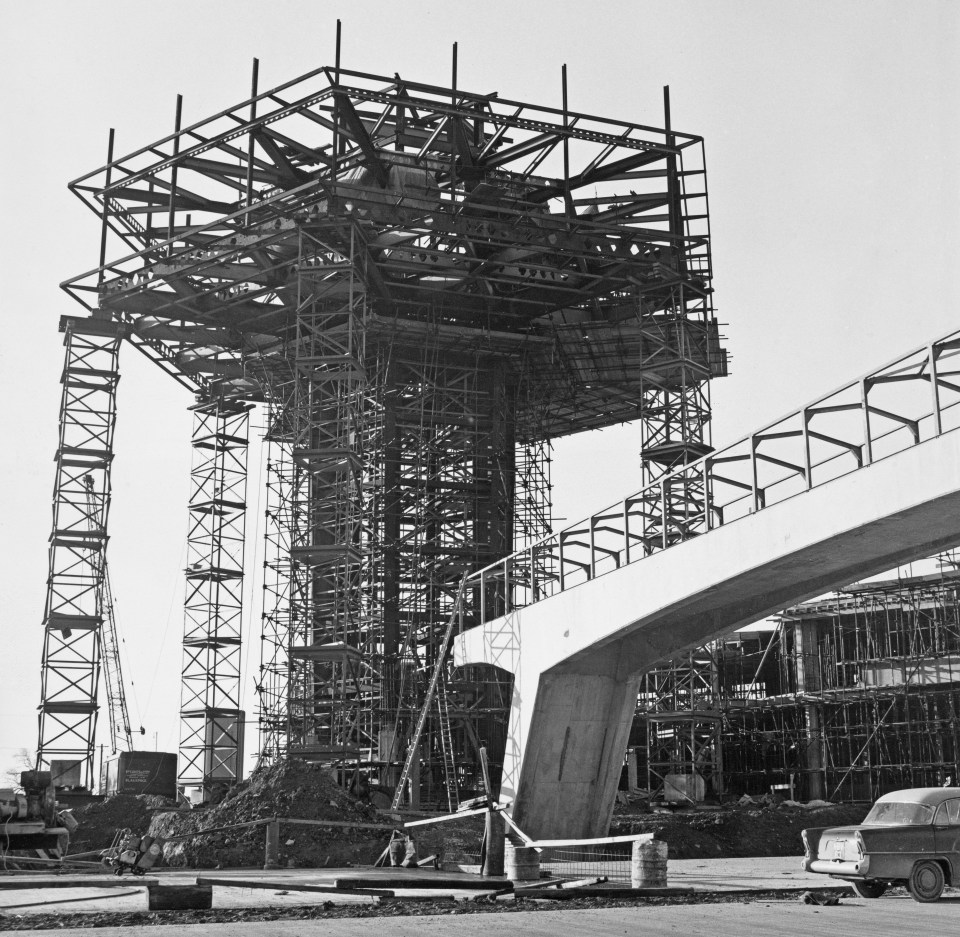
483;809;505;877
263;819;279;869
408;746;421;810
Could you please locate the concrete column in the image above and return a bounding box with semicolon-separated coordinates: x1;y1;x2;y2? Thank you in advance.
804;702;825;801
512;670;642;838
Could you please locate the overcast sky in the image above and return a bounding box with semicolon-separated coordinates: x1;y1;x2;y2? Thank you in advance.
1;0;957;781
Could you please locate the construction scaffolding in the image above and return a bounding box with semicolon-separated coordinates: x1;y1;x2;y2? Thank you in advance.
49;56;725;800
178;399;251;794
637;557;960;803
37;318;122;789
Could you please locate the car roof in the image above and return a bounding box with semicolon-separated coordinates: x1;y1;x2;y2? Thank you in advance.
876;788;960;806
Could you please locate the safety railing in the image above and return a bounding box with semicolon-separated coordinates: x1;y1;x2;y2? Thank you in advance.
464;328;960;626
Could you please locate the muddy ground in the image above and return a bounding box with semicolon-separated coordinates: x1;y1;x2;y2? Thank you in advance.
610;800;869;860
65;761;396;869
62;764;869;870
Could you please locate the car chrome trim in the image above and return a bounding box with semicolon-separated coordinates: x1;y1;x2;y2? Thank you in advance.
809;859;869;877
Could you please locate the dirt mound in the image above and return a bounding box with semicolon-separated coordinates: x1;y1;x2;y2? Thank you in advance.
66;794;179;855
147;760;395;869
611;802;869;859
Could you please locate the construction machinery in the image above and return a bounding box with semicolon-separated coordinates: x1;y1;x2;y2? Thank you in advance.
0;771;73;854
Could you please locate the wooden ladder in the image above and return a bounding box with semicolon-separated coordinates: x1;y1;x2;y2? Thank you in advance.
391;576;468;811
436;670;459;812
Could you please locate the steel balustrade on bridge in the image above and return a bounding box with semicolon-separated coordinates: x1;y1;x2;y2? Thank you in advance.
465;328;960;626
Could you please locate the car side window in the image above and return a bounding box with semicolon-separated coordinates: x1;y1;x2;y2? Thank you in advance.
935;799;960;825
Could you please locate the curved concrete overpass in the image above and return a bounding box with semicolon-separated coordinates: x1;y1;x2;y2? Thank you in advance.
455;334;960;839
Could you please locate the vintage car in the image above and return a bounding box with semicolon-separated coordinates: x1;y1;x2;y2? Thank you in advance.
802;787;960;902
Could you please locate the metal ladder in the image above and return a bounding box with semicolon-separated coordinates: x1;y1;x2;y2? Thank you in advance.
391;576;468;811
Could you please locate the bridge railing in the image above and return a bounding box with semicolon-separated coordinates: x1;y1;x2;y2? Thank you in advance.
464;329;960;626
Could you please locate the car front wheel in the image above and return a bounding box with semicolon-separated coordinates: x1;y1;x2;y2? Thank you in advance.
852;880;887;899
907;860;945;902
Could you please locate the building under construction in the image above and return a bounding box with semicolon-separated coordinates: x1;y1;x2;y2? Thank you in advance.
38;60;723;802
638;556;960;804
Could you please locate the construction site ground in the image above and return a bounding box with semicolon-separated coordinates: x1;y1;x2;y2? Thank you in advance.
0;862;955;934
0;766;878;931
60;761;872;871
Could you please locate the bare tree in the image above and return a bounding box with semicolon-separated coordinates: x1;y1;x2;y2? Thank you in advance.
2;748;35;787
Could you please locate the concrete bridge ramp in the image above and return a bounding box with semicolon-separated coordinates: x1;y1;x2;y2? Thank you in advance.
455;329;960;838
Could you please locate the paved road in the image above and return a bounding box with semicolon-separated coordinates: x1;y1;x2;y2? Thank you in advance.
8;895;960;937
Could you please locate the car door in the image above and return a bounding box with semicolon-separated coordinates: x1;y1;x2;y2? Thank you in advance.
933;797;960;882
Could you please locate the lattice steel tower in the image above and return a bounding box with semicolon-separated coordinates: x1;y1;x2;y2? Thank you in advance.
47;55;726;799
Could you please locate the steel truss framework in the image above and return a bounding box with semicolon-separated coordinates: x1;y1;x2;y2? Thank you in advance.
179;400;251;791
37;317;122;788
57;61;724;802
638;648;723;800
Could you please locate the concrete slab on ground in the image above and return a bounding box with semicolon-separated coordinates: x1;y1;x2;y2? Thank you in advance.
0;856;846;918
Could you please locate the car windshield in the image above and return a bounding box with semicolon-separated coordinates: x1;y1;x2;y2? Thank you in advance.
863;801;934;826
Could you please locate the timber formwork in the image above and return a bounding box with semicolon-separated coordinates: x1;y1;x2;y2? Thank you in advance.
636;558;960;803
54;59;725;800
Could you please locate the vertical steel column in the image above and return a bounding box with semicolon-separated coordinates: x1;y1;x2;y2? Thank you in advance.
38;317;122;789
178;398;250;795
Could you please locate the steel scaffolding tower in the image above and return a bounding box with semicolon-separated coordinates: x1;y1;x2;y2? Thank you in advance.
57;58;726;800
38;317;122;788
179;399;251;793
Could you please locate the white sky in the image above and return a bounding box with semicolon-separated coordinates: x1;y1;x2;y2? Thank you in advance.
1;0;957;781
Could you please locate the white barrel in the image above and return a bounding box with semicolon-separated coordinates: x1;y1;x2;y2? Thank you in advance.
631;839;668;888
505;843;540;882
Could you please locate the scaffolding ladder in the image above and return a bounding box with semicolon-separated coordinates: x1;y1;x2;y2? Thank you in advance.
391;576;468;811
436;670;458;812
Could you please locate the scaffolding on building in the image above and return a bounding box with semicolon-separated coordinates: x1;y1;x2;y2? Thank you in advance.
49;55;725;800
637;556;960;803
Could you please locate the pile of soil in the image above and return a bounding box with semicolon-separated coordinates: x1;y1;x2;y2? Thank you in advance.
611;801;870;859
146;760;395;869
62;773;869;869
65;794;178;856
